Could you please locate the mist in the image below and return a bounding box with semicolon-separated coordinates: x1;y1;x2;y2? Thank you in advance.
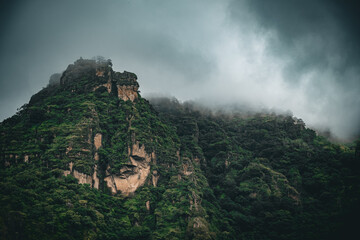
0;0;359;140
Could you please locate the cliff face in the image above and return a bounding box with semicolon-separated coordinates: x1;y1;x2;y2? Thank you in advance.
60;58;139;102
1;59;155;196
25;59;164;196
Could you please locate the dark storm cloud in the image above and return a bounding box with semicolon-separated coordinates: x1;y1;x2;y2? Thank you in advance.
0;0;20;33
0;0;359;140
227;0;360;139
0;0;217;121
230;0;360;77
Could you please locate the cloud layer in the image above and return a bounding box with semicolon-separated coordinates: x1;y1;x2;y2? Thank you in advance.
0;0;359;140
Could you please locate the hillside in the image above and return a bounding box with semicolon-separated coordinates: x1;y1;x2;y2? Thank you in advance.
1;58;359;240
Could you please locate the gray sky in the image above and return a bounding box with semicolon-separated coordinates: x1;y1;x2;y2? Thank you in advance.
0;0;359;140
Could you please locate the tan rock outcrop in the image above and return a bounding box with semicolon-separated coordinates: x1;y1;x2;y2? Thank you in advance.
104;142;154;196
63;162;98;189
69;162;74;171
94;133;102;150
96;69;104;77
65;146;72;155
131;142;151;161
152;170;160;187
117;85;138;102
105;166;150;194
73;170;93;185
93;165;99;189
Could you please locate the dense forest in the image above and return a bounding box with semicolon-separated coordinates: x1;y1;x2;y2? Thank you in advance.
1;59;359;240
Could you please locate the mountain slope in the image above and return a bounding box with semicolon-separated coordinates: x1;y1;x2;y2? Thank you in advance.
1;58;359;240
0;59;229;239
150;97;360;240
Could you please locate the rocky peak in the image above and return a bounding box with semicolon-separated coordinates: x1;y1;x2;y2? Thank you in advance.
59;58;139;101
60;58;111;86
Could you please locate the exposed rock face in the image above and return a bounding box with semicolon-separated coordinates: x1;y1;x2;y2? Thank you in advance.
94;133;102;150
65;146;72;155
92;165;99;189
104;142;154;196
60;58;139;102
152;170;159;187
73;169;93;185
114;71;139;102
63;162;99;189
93;133;102;163
117;85;139;102
95;69;104;77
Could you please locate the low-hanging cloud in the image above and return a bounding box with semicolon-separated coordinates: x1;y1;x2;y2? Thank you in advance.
0;0;359;140
224;0;360;139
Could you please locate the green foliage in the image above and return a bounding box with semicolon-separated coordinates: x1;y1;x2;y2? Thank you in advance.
0;163;154;240
152;98;360;240
1;66;359;240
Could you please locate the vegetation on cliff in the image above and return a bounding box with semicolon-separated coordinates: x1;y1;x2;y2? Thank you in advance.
150;97;360;240
1;59;359;239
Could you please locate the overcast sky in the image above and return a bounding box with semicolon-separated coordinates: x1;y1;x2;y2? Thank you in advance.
0;0;359;140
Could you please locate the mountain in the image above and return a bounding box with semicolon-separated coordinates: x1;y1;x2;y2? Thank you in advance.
1;58;359;240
